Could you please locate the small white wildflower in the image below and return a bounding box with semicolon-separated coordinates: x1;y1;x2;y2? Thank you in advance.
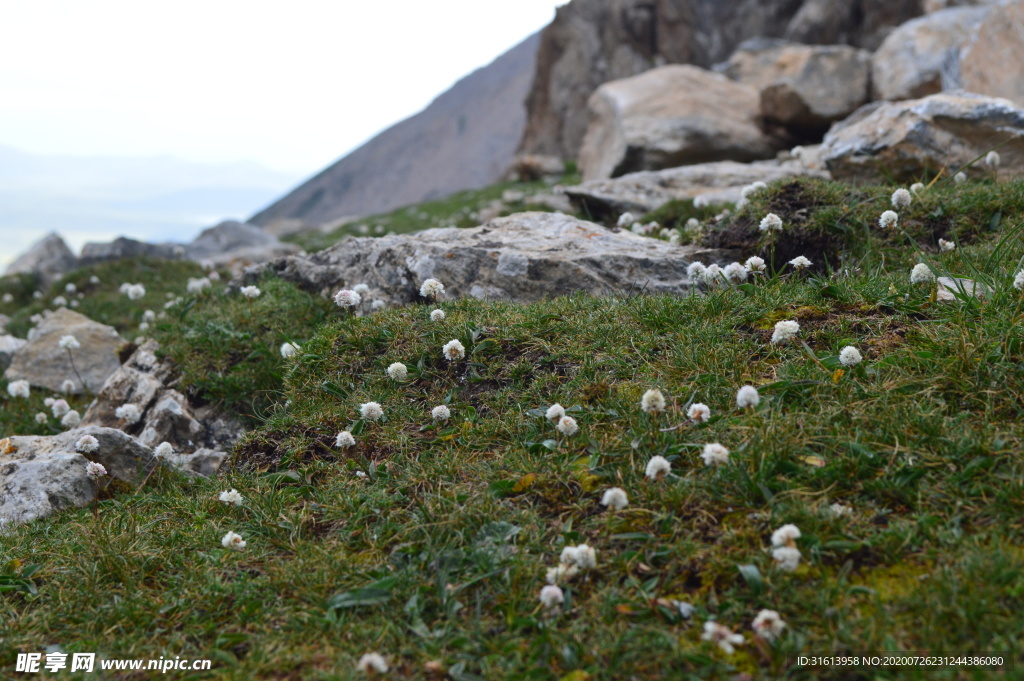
208;271;220;282
138;322;150;332
154;442;174;457
601;487;629;511
878;210;898;230
44;397;55;407
985;151;1000;169
34;412;48;424
631;223;645;235
52;296;67;307
546;563;579;584
64;282;76;294
687;261;707;280
51;399;70;418
744;256;766;274
910;263;935;285
741;181;768;199
829;502;852;517
616;212;635;228
562;544;597;570
736;385;760;409
1014;271;1024;291
58;332;78;348
772;545;802;572
556;415;578;437
75;435;99;453
335;431;356;448
910;182;925;195
85;461;107;478
701;442;730;466
280;342;300;359
219;489;244;506
703;263;727;287
240;286;261;299
645;455;671;480
360;402;383;421
442;339;465;362
431;405;451;421
702;621;745;655
687;403;711;423
115;404;142;424
771;320;800;344
1;293;12;303
333;289;361;307
187;277;211;293
61;379;76;394
370;299;385;311
891;188;912;209
356;652;388;675
33;291;43;299
354;470;367;479
771;524;802;547
641;389;666;414
752;609;786;642
62;410;81;428
723;262;748;283
539;584;564;609
430;309;445;322
386;362;408;380
221;531;246;551
126;283;146;300
954;171;967;185
545;403;565;421
759;213;783;233
839;346;863;366
143;310;156;323
352;283;371;296
7;380;29;398
938;238;956;252
788;255;812;270
419;278;445;299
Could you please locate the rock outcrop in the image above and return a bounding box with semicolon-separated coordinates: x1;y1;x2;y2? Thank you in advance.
79;237;183;267
4;308;125;395
960;0;1024;106
821;91;1024;182
3;233;77;286
184;220;299;270
270;212;730;304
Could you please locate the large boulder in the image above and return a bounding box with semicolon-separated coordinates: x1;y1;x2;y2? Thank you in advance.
3;233;77;286
0;335;26;373
4;308;125;395
565;157;830;219
269;212;730;304
871;7;991;101
719;39;871;136
960;0;1024;107
79;237;183;267
578;65;783;181
184;220;299;271
820;91;1024;182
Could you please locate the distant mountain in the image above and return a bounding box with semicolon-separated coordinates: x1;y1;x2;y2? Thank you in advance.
249;32;541;230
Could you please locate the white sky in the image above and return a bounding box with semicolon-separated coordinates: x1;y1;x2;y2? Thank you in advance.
0;0;564;175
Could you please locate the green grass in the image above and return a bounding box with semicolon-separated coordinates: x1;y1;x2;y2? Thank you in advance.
2;178;1024;679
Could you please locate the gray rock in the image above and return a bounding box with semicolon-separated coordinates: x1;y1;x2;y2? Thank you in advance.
0;335;27;372
578;65;783;181
937;276;992;300
821;91;1024;182
871;7;990;101
565;158;830;219
184;220;300;271
4;308;125;394
3;233;77;286
960;0;1024;107
6;426;158;484
154;448;227;478
269;212;730;305
0;448;95;530
79;237;183;266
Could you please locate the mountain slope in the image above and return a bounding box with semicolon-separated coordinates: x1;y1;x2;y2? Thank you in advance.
250;33;541;230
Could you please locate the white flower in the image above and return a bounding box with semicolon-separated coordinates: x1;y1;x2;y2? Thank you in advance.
208;271;221;282
44;397;55;407
616;212;635;228
352;283;371;296
431;405;451;421
752;609;786;642
7;380;29;398
370;299;385;311
419;278;445;299
744;256;766;274
333;289;361;307
703;264;725;286
219;489;244;506
772;546;802;572
788;256;812;270
58;334;80;350
65;283;77;294
771;320;800;344
829;502;852;517
356;653;388;675
561;544;597;570
557;415;578;437
442;339;465;362
85;461;107;478
126;283;146;300
985;151;1000;168
687;403;711;423
386;362;408;380
954;171;967;185
280;342;300;358
641;389;666;414
645;455;671;480
601;487;629;511
539;584;564;609
75;435;99;453
723;262;748;283
1015;271;1024;291
686;262;707;280
61;379;76;394
741;181;767;199
891;188;912;209
701;442;730;466
759;213;783;233
115;404;142;424
631;223;645;235
34;412;48;424
221;531;246;551
51;399;70;418
155;442;174;457
878;210;898;230
138;321;150;332
938;238;956;252
839;346;862;366
187;277;211;293
52;296;68;307
430;309;445;322
910;182;925;195
62;410;81;428
336;431;356;448
360;402;383;421
546;403;565;421
545;563;579;584
736;385;760;409
2;293;12;303
240;286;261;299
910;263;935;285
771;524;802;547
702;621;745;655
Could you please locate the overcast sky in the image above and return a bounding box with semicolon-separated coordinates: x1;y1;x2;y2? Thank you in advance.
0;0;564;174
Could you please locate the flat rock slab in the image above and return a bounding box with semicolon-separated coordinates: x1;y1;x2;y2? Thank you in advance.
4;308;125;395
269;212;731;305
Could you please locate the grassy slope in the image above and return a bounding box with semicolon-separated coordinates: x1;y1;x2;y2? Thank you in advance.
1;178;1023;680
